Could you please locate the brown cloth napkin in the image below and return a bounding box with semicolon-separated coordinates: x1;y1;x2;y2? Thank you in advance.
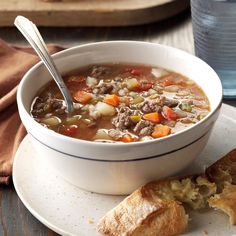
0;39;65;185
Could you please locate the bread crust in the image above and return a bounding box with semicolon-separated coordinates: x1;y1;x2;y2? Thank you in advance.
206;149;236;225
208;184;236;225
97;186;188;236
98;149;236;235
206;148;236;186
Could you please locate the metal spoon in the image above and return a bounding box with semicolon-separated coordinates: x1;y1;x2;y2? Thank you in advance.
14;15;74;113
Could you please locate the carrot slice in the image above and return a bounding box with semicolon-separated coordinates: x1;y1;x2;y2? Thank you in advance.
104;94;119;107
162;106;178;121
143;112;161;123
152;125;171;138
120;134;134;143
74;91;92;104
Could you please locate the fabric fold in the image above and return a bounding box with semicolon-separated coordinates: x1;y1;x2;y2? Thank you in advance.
0;39;65;184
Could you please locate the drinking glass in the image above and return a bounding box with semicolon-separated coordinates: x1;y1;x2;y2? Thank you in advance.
191;0;236;99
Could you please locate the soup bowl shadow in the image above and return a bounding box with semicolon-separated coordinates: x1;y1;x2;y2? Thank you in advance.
17;41;222;195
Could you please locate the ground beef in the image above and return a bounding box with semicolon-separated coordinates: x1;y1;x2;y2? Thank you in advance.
133;120;154;136
32;100;46;115
48;99;65;115
137;99;162;113
90;66;111;78
112;106;133;130
138;96;178;113
164;97;179;108
32;97;65;116
92;83;113;95
51;100;63;109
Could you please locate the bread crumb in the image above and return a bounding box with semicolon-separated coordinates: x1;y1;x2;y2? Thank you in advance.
88;219;94;224
203;229;208;235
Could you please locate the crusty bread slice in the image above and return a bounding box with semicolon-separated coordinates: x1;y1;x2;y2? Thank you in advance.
206;149;236;225
98;149;236;235
97;186;188;236
206;148;236;192
208;184;236;225
97;175;217;236
145;175;216;210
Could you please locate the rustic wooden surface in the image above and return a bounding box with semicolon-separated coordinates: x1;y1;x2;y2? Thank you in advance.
0;0;189;27
0;9;235;236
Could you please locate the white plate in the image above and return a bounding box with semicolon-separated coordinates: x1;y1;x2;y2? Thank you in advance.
13;103;236;236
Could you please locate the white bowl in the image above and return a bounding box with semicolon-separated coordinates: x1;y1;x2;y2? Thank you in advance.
17;41;222;195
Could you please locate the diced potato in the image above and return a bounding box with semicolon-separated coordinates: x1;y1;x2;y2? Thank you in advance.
42;116;61;126
126;78;140;90
93;129;113;140
89;110;101;120
95;102;116;116
86;76;98;87
151;68;169;78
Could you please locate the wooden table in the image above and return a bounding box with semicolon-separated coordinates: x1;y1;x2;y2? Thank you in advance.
0;9;235;235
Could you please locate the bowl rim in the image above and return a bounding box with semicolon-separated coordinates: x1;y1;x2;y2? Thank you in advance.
17;40;223;148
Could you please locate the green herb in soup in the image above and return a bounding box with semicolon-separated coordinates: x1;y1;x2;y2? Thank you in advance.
31;64;210;142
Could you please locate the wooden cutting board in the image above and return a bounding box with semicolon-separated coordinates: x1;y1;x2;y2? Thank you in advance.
0;0;189;27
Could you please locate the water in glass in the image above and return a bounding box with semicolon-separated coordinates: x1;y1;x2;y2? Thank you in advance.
191;0;236;99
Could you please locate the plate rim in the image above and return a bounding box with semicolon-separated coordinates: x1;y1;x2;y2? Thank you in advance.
13;136;73;236
12;103;236;236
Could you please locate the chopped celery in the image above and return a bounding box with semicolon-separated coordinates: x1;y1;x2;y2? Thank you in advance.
130;96;144;104
42;116;61;126
65;115;82;125
130;115;141;123
180;103;192;112
197;113;208;120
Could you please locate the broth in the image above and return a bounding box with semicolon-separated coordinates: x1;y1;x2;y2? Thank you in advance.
31;64;210;142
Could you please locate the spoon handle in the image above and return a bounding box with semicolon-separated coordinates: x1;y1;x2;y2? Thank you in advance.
14;15;74;113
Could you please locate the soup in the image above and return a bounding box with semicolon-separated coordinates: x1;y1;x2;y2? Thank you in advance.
31;64;210;142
